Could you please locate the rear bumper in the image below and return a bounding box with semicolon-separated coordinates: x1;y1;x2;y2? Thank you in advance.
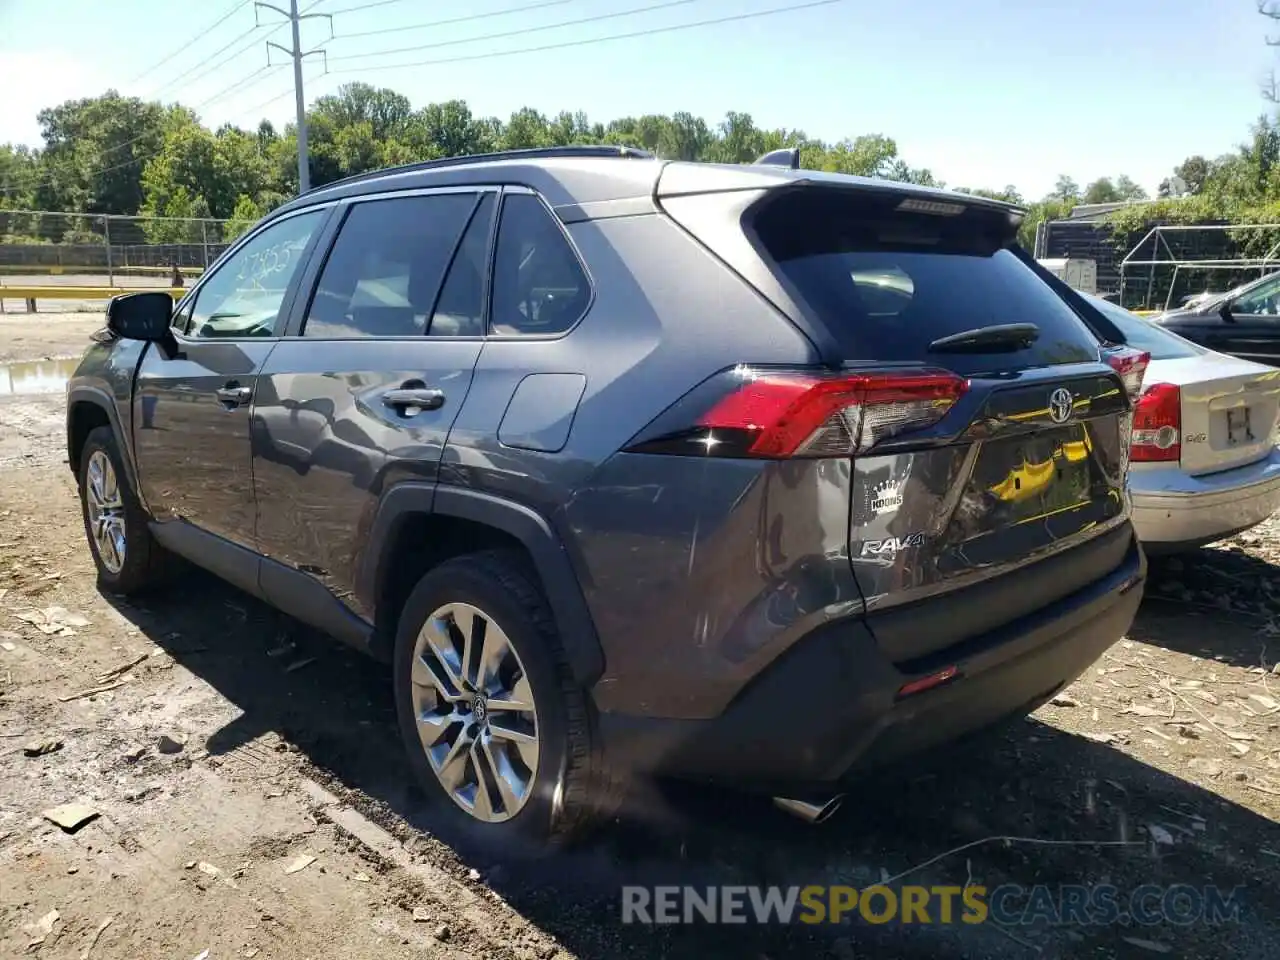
598;531;1146;790
1130;448;1280;550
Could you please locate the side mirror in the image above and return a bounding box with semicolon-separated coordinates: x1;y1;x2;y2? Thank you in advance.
107;291;176;341
1218;301;1235;323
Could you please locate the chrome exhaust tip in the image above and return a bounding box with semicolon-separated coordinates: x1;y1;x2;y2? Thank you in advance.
772;794;845;824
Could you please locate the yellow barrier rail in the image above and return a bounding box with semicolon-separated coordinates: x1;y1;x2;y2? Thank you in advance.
0;265;204;277
0;286;185;312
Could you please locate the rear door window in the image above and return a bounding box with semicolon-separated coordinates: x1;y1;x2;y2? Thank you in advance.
753;189;1101;371
304;193;478;339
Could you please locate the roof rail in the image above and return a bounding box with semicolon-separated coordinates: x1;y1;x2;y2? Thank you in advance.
303;144;656;195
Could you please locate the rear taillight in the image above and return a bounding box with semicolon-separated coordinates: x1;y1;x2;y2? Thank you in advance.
625;366;969;459
1103;346;1151;404
1131;382;1181;462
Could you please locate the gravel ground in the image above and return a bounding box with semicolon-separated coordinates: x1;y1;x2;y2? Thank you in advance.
1;316;1278;959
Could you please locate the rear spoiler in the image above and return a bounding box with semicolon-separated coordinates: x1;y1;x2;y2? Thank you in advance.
754;148;801;170
655;162;1026;221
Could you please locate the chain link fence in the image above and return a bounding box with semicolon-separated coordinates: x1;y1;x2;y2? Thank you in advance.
0;210;240;285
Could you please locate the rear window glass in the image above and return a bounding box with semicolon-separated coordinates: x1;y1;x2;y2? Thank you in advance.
1086;296;1202;360
753;189;1100;369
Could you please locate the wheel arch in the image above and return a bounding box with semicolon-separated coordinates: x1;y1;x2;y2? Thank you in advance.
360;483;605;687
67;388;139;495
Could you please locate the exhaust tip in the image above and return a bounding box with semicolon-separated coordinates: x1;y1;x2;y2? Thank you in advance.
773;794;845;824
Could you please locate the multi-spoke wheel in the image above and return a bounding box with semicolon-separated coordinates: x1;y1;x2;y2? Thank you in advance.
77;426;171;594
85;449;127;573
393;550;621;850
411;602;540;823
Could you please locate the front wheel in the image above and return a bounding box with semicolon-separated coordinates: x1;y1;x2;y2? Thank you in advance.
392;550;620;853
77;426;172;594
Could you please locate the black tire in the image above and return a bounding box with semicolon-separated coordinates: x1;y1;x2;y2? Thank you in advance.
392;549;621;854
77;426;172;594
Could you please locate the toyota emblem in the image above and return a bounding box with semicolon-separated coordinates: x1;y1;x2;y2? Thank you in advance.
1048;387;1074;424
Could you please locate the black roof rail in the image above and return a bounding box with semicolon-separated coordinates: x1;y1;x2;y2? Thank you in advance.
304;144;656;195
753;147;801;170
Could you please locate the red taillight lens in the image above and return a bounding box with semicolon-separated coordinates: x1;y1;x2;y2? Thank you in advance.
628;367;969;459
896;665;960;700
1131;382;1181;462
1103;347;1150;403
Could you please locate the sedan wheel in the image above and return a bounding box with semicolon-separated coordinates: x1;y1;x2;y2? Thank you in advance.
85;449;127;574
410;602;540;823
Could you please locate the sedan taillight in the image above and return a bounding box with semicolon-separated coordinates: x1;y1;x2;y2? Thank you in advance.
1103;347;1151;404
1131;383;1181;462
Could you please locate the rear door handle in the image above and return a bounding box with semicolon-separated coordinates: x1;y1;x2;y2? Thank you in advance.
215;383;252;407
383;387;446;412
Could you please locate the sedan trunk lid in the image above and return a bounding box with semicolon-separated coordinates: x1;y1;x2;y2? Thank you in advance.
1150;355;1280;476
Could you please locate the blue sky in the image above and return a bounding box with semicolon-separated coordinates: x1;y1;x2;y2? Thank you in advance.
0;0;1271;199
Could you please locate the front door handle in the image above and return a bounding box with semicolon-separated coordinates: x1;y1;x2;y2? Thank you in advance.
383;387;446;413
215;383;252;407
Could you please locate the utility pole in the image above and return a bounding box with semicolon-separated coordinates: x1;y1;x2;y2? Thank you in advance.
255;0;331;193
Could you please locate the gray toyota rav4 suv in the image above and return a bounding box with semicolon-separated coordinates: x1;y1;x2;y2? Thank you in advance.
67;145;1149;847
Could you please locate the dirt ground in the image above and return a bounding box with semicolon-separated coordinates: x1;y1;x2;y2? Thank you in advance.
2;314;1279;959
0;312;103;364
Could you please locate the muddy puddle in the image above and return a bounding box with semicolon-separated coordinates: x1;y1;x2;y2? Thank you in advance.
0;356;79;396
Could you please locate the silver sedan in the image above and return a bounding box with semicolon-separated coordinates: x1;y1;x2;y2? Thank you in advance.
1088;295;1280;553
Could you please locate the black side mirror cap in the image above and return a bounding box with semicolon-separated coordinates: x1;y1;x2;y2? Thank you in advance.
107;291;176;342
1218;301;1235;323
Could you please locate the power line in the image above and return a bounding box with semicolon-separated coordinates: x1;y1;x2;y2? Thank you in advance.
163;23;286;97
195;65;287;111
34;24;275;167
324;0;418;14
329;0;844;75
238;83;312;119
129;0;253;84
233;62;330;122
147;22;270;95
1;65;291;195
338;0;578;41
330;0;705;62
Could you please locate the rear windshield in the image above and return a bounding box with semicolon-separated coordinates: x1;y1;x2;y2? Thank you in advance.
753;189;1101;369
1086;296;1202;361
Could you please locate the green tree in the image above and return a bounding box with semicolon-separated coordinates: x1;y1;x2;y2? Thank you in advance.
1049;175;1080;202
139;118;273;236
1083;177;1121;203
1113;174;1147;201
410;100;495;158
225;193;264;240
956;185;1025;205
34;91;168;215
312;83;413;142
0;144;41;211
502;107;554;150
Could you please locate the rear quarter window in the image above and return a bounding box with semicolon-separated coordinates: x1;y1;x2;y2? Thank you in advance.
752;189;1101;371
1087;296;1202;361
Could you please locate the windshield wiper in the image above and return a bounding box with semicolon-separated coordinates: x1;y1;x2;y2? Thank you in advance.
928;323;1040;353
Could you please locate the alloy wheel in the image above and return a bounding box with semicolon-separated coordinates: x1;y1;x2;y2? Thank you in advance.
410;602;540;823
85;450;126;574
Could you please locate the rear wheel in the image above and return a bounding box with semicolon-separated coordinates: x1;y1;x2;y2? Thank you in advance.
77;426;171;594
393;550;618;852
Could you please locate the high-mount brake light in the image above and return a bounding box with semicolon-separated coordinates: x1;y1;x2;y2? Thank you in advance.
1130;382;1181;463
625;367;969;459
